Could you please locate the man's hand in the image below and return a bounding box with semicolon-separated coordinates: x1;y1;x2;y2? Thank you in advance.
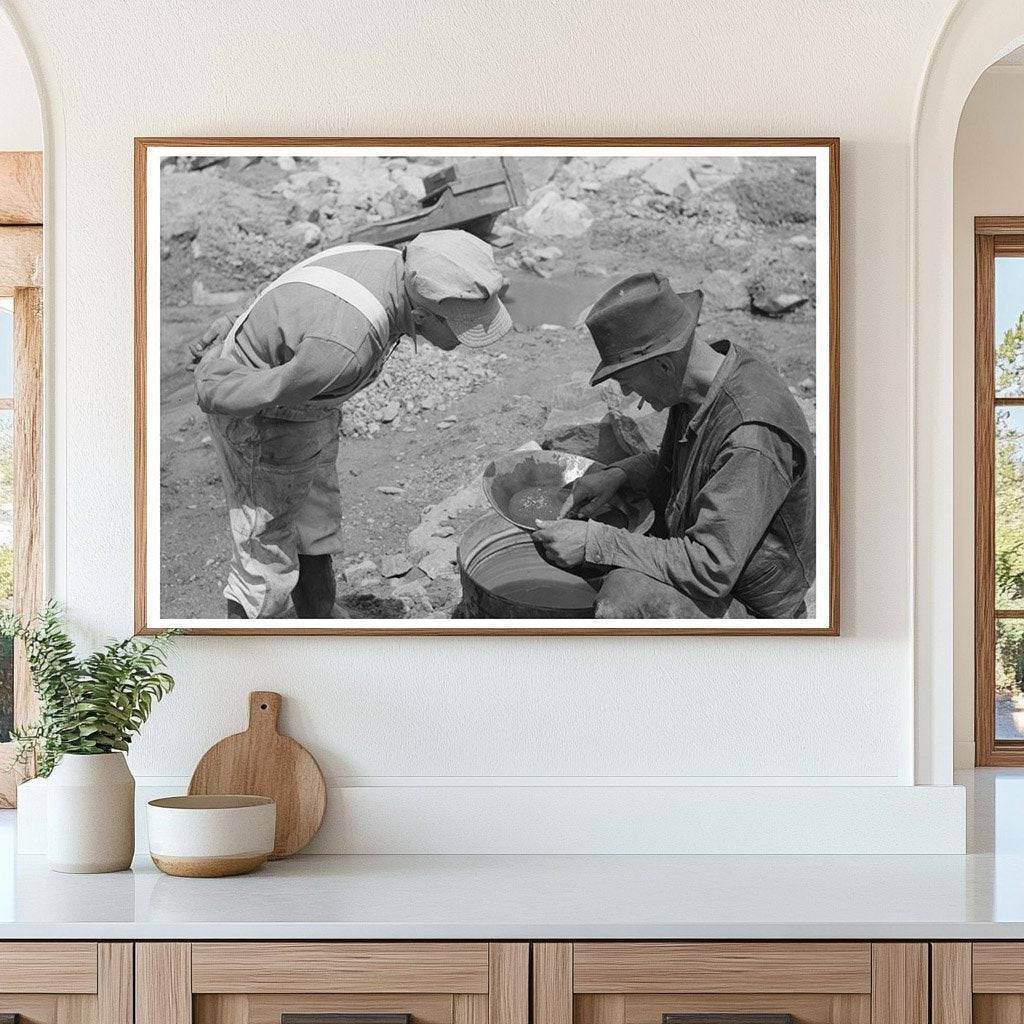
568;466;628;519
534;519;589;568
194;353;246;414
188;313;234;365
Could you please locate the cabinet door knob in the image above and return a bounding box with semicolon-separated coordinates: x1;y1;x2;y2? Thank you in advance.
664;1016;797;1024
283;1015;412;1024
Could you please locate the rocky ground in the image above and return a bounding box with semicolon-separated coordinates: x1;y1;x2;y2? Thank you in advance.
157;152;818;619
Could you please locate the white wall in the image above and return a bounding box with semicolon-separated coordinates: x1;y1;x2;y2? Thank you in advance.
0;8;40;151
952;65;1024;767
0;0;974;851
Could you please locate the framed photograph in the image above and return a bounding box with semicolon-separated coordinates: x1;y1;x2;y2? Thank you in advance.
135;137;839;635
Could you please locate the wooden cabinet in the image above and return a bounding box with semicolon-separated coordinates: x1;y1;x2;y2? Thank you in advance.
136;943;528;1024
930;943;1024;1024
0;938;944;1024
0;942;132;1024
532;944;928;1024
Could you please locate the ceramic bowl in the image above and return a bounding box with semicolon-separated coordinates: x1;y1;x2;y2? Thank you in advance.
147;795;276;878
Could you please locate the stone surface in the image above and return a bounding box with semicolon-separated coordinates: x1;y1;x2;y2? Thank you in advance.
595;155;656;180
642;158;696;196
381;554;413;578
792;394;817;436
287;170;331;193
419;547;458;580
408;477;488;553
378;401;400;423
286;221;322;247
520;156;565;190
751;291;808;316
690;156;742;190
702;268;749;311
610;401;669;455
522;193;594;238
392;580;434;613
541;407;636;464
343;559;376;584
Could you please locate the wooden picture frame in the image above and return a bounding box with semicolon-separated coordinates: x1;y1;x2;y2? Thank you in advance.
135;137;840;636
0;151;43;806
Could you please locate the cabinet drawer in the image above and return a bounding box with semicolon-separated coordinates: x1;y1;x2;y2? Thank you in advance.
535;943;925;1024
139;942;528;1024
0;942;98;993
572;943;872;994
973;943;1024;992
191;943;490;993
0;942;130;1024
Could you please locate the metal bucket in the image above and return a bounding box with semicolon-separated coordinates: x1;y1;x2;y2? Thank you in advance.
456;512;600;619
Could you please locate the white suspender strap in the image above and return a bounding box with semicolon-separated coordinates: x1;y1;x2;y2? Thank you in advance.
220;244;393;361
274;265;390;342
293;241;389;269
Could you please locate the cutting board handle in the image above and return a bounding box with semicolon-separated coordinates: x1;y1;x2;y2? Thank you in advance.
248;691;282;734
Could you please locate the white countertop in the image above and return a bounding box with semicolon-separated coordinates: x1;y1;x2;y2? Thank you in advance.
0;848;1022;940
1;769;1021;941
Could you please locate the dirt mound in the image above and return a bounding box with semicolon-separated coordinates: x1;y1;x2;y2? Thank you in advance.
158;156;433;307
728;158;816;225
160;169;299;303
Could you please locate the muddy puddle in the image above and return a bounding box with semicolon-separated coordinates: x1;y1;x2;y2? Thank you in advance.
502;269;611;328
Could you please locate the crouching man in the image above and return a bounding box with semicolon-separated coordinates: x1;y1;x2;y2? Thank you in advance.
193;229;511;620
534;271;814;620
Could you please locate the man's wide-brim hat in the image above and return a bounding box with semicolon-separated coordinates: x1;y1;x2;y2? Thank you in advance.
586;272;703;385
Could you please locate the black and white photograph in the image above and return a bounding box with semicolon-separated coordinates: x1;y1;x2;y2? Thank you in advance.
137;141;838;634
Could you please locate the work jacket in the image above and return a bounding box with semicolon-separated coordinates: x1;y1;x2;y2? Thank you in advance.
584;340;816;618
195;245;414;421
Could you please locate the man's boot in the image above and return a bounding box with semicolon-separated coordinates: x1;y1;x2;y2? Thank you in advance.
293;554;340;618
227;599;248;618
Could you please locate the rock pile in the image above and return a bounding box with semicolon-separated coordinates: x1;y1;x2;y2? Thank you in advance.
539;373;667;464
339;343;505;439
507;153;816;320
160;155;440;306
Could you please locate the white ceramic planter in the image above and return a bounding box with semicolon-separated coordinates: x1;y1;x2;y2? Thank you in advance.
46;752;135;873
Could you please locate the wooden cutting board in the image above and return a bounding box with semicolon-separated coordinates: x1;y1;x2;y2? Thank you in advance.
188;691;326;859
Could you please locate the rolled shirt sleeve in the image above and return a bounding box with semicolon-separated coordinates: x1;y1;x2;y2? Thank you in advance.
195;336;361;417
584;425;800;607
612;450;660;491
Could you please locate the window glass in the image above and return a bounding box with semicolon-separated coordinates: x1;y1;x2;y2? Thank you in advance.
996;257;1024;397
0;300;11;400
997;407;1024;609
997;619;1024;740
0;303;10;742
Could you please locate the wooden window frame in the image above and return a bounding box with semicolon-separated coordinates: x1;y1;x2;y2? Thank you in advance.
0;151;43;806
974;217;1024;765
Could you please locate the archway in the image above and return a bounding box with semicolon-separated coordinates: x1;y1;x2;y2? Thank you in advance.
0;2;44;809
914;0;1024;785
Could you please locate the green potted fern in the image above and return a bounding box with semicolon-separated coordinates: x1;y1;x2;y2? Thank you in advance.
2;604;177;873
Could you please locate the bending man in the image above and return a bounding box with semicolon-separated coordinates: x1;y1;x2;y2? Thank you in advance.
194;230;511;620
